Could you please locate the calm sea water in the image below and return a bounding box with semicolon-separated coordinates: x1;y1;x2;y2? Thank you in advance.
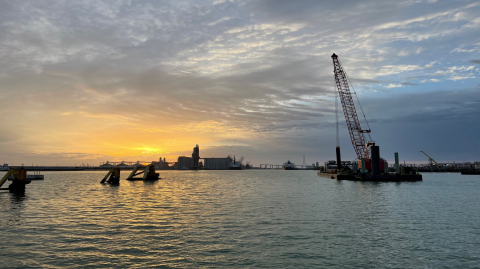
1;170;479;268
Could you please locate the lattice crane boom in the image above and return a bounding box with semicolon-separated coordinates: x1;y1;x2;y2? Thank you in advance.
420;151;440;166
331;53;373;159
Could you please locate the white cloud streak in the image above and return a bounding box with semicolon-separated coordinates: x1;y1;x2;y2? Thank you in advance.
0;0;479;164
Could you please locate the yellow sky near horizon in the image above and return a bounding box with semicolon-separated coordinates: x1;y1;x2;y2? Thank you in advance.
1;0;480;166
2;106;257;163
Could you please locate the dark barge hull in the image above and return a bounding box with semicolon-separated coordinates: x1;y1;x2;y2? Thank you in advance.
318;172;422;182
338;174;422;182
461;170;480;175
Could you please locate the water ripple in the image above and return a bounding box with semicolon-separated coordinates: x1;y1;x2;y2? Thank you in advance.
1;171;480;268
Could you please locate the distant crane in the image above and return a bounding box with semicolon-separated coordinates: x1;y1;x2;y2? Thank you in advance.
420;151;440;167
331;53;374;160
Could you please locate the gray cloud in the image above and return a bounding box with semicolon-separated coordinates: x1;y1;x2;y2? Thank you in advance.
246;0;403;25
0;0;479;165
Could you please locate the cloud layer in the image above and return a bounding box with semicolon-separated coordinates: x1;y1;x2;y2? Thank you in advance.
0;0;479;165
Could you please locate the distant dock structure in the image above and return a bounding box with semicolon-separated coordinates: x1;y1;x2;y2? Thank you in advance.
259;162;318;170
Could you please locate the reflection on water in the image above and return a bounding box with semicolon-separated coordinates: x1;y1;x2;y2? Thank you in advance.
0;171;479;268
0;192;27;227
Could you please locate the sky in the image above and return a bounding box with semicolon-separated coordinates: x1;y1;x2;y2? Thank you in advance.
0;0;479;166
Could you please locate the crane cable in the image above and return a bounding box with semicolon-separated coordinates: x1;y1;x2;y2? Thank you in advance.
338;57;373;142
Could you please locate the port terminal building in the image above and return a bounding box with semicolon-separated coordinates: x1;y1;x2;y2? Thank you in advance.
174;156;231;170
173;145;233;170
203;157;231;170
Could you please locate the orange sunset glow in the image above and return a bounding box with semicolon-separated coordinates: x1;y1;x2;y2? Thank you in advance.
1;0;479;166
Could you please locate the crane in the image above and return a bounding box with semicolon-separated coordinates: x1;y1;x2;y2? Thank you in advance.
420;151;440;166
331;53;375;159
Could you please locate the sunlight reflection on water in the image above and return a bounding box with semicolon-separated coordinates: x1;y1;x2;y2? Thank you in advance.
1;171;479;268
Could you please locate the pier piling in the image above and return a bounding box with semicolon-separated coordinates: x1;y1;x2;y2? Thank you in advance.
126;165;159;181
395;152;400;174
336;147;342;172
371;146;380;176
101;168;120;184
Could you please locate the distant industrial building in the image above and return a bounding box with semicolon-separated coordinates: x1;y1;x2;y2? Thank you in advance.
152;157;168;170
174;144;201;170
100;162;114;168
99;161;143;168
192;145;200;169
177;156;194;169
203;157;230;170
151;144;245;170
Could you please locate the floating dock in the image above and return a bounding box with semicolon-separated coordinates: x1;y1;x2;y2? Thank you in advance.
319;148;422;182
8;171;44;180
461;170;480;175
